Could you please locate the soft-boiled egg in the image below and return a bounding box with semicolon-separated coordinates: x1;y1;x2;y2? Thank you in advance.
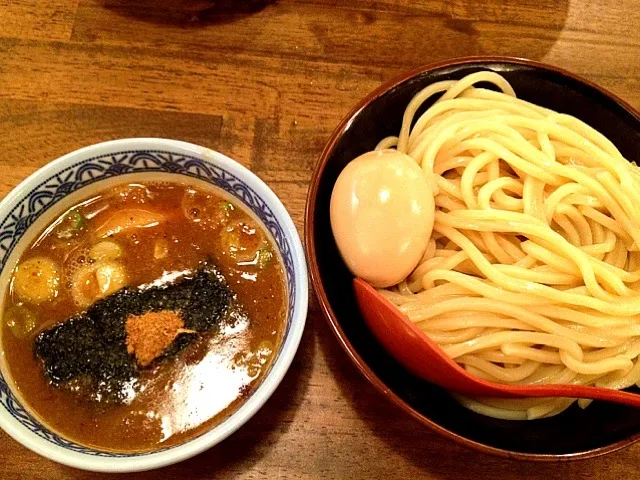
330;149;435;288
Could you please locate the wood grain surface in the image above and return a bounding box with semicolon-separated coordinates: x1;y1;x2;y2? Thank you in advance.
1;0;640;478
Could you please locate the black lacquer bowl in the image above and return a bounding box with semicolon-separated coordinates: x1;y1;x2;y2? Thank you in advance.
305;57;640;461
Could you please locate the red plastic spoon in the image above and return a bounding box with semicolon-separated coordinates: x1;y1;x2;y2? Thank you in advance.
353;278;640;408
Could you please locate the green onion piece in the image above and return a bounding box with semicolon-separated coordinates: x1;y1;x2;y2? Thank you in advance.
71;209;85;229
56;209;86;239
5;306;37;339
257;248;273;269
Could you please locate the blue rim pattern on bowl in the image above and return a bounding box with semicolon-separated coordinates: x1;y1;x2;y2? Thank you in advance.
0;150;296;457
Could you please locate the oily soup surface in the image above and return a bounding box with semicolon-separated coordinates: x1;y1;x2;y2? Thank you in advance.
1;182;286;452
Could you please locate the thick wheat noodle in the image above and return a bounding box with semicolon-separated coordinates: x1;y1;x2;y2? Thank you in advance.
457;356;540;382
500;344;564;366
373;71;640;419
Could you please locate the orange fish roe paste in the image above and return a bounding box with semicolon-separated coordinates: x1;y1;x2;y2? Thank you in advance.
125;311;193;367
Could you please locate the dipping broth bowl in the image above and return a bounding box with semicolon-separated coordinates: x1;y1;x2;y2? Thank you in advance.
0;138;308;472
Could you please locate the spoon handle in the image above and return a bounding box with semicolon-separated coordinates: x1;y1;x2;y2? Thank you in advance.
488;383;640;408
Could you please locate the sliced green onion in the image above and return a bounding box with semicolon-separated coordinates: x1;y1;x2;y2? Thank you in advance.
71;209;85;229
89;241;122;261
257;248;273;269
56;209;85;239
5;306;37;339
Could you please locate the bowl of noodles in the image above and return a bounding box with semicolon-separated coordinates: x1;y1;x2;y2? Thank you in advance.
305;57;640;460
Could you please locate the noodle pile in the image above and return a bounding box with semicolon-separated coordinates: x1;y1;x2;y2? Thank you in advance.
376;71;640;420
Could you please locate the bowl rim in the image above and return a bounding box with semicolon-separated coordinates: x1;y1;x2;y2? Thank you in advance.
304;56;640;462
0;138;309;472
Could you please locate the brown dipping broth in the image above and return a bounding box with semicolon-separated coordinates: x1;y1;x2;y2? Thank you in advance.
1;182;287;452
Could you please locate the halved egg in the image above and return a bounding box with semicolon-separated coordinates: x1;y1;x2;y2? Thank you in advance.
330;149;435;288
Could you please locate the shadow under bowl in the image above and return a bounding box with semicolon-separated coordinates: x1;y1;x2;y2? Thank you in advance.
305;56;640;461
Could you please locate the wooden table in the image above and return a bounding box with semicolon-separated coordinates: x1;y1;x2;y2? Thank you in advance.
1;0;639;478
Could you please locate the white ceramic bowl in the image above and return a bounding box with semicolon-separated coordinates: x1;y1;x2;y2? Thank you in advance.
0;138;308;472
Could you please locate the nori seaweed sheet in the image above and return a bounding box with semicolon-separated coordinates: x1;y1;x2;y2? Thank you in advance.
34;262;234;403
